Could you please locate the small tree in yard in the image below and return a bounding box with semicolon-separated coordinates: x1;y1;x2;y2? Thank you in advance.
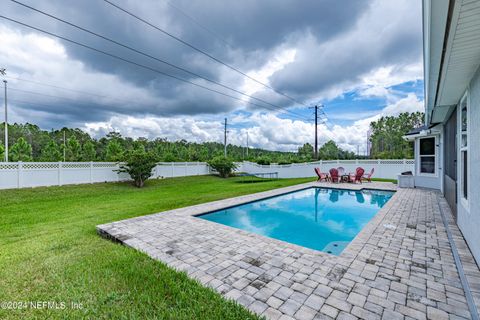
208;156;237;178
117;150;158;188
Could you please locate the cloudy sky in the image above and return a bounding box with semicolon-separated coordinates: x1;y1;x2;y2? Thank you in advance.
0;0;423;153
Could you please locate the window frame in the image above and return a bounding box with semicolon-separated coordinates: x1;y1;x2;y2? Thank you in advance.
417;136;437;177
458;91;469;208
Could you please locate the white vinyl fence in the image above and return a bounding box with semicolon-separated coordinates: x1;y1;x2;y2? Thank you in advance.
0;159;413;190
0;162;210;190
236;159;414;179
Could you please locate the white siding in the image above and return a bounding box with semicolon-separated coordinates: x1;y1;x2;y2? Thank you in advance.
457;65;480;265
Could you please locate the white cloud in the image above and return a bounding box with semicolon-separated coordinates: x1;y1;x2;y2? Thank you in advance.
0;25;160;113
83;91;423;155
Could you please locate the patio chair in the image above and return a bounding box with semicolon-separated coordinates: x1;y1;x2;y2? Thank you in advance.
329;168;340;183
349;167;365;184
337;167;347;182
362;168;374;183
314;168;329;182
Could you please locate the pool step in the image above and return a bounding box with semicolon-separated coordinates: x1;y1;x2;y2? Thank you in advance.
322;241;349;255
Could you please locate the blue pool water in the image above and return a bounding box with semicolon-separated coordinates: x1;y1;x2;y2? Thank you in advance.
198;187;394;255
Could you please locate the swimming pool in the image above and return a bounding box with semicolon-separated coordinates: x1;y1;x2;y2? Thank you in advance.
197;187;394;255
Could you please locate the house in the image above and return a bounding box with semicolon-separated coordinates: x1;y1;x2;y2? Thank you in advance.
407;0;480;264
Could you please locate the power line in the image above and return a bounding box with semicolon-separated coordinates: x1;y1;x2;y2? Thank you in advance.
0;15;310;121
162;2;334;126
102;0;321;112
164;0;232;48
8;87;98;103
6;75;120;98
6;76;149;108
9;1;309;121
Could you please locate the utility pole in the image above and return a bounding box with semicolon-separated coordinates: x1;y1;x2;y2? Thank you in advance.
63;129;66;162
3;79;8;162
224;118;227;157
309;105;321;160
314;105;318;160
246;131;249;158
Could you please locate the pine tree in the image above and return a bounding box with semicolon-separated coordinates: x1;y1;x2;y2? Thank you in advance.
65;136;82;161
105;140;124;162
40;139;62;161
82;141;96;161
10;137;33;162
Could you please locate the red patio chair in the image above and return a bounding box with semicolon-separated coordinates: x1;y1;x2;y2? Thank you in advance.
362;168;374;183
349;167;365;184
329;168;340;183
337;167;347;182
314;168;329;182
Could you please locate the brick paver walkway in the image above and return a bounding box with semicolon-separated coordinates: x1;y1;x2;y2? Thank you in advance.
98;182;480;319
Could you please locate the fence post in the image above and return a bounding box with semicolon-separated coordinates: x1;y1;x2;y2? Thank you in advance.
171;162;174;178
185;162;187;177
58;162;63;186
17;161;23;188
377;159;381;179
90;161;93;184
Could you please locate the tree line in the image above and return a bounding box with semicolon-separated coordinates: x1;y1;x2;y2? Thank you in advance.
0;123;302;163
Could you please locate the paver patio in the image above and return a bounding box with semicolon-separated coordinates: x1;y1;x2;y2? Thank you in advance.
97;182;480;319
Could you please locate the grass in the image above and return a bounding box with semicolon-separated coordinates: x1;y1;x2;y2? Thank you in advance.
0;175;313;319
370;177;398;184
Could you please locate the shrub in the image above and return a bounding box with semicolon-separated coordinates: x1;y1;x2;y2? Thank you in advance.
208;156;237;178
117;150;158;188
256;157;271;165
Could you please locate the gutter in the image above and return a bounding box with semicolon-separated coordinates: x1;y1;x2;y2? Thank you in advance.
430;0;455;126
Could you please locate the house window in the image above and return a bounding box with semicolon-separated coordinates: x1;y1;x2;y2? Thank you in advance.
460;95;468;200
419;137;435;174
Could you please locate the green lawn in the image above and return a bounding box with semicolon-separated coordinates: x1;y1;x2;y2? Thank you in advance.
0;175;313;319
370;177;398;184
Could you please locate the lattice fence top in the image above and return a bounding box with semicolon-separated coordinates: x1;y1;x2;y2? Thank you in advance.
0;163;19;170
379;160;405;164
62;163;91;169
358;160;380;164
23;163;59;170
93;163;118;168
157;162;207;166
